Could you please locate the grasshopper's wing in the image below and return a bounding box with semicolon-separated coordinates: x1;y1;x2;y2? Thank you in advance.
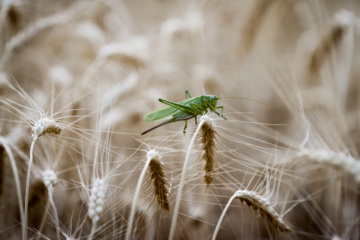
159;98;200;114
144;97;198;122
143;106;178;122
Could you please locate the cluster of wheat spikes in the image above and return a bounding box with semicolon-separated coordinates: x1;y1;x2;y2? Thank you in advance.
0;0;360;239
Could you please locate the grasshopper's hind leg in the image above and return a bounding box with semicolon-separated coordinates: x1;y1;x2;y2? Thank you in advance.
183;120;188;134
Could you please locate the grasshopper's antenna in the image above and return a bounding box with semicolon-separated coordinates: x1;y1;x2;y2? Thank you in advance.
221;96;273;107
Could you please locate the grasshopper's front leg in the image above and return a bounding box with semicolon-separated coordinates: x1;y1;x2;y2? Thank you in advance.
205;99;227;120
215;105;227;120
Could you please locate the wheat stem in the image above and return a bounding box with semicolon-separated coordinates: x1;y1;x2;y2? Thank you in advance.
212;192;238;240
24;137;37;240
42;170;59;240
169;119;205;240
125;150;160;240
0;137;24;238
48;189;60;240
88;222;97;240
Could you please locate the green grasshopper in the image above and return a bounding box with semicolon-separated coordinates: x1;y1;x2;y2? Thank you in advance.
141;90;227;135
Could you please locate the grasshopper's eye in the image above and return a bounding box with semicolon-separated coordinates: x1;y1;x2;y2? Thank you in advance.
212;96;217;101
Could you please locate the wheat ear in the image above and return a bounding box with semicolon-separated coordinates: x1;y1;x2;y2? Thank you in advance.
32;117;62;139
236;190;291;232
169;116;206;240
297;149;360;182
88;178;106;240
240;0;275;55
0;2;86;71
213;190;290;239
126;150;162;240
308;10;354;76
149;156;170;211
199;115;217;186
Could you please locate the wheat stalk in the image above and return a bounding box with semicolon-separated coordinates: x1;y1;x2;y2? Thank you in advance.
0;137;24;237
0;145;3;197
24;117;62;240
169;116;208;240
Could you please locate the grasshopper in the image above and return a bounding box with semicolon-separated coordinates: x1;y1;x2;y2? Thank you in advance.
141;90;227;135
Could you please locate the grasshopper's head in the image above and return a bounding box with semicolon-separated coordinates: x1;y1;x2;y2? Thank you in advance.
208;95;219;107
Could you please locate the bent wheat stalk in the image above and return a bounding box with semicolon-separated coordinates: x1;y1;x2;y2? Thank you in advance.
126;150;162;240
213;190;290;240
169;116;208;240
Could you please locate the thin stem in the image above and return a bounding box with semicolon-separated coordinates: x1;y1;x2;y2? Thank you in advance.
48;188;60;240
0;137;24;238
88;221;97;240
24;137;37;240
125;156;152;240
169;121;204;240
37;200;50;240
212;193;238;240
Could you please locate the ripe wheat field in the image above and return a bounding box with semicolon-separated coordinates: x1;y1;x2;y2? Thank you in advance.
0;0;360;239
